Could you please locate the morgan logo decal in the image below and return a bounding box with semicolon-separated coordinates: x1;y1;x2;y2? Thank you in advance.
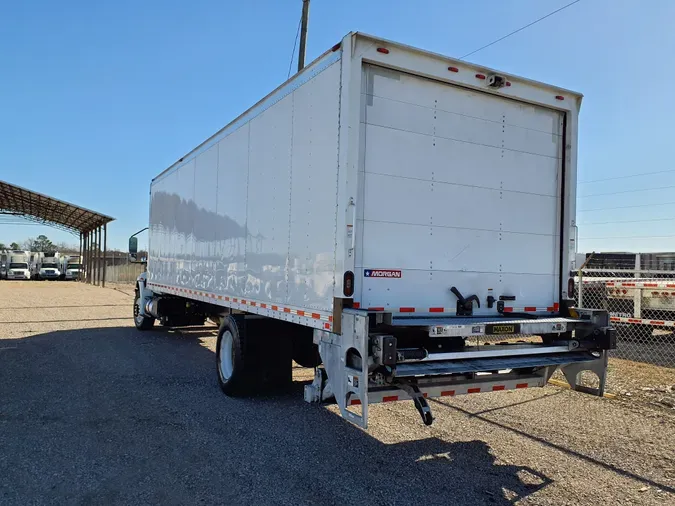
364;269;402;278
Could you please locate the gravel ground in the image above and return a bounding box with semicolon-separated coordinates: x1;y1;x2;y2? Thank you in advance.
1;281;674;505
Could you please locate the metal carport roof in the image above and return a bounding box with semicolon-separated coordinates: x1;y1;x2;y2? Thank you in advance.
0;180;114;234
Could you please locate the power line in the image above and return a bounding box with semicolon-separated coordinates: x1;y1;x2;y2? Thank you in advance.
459;0;582;60
287;18;301;79
579;168;675;184
579;217;675;226
580;184;675;198
579;201;675;213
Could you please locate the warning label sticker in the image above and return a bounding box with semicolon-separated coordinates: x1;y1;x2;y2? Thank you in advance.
364;269;402;279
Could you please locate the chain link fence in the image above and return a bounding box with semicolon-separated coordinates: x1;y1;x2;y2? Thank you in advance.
574;264;675;369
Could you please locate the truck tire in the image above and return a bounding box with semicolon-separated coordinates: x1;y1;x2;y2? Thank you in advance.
133;291;155;330
217;316;293;396
216;316;252;396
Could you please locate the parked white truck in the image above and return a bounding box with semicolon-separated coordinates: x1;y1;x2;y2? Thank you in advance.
38;252;61;280
130;33;615;427
61;255;82;280
7;251;31;280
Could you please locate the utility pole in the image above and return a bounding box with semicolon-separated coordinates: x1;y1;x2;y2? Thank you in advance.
297;0;310;72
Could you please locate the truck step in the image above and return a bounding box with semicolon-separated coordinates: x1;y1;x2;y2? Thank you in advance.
394;351;597;377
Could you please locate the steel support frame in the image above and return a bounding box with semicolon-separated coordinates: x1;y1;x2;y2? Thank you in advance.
102;223;107;287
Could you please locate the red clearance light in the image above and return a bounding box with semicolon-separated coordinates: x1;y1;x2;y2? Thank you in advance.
555;95;565;100
505;81;511;87
475;73;486;80
448;66;459;73
377;47;389;54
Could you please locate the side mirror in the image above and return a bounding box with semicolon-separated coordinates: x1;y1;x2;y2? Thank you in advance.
129;237;138;262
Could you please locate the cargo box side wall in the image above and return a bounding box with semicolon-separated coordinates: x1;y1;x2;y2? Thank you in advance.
147;49;343;322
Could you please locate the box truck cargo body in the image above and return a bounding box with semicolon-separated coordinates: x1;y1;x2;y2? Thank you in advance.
133;33;615;428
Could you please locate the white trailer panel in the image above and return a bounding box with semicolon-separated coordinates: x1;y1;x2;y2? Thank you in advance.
148;49;343;327
356;64;563;314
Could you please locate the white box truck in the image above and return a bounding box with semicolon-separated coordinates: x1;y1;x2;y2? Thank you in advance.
7;251;31;280
38;252;61;280
61;255;82;280
130;33;615;427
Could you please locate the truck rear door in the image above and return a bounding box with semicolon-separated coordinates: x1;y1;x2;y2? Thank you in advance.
356;64;564;315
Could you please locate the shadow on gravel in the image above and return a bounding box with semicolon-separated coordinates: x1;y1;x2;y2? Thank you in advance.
2;326;555;504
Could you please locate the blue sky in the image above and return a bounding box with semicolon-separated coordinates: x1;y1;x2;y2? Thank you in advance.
2;0;674;253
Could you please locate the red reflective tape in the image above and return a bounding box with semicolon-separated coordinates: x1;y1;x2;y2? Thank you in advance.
606;282;615;286
352;302;360;309
650;320;665;325
283;308;291;313
623;283;636;287
644;283;658;287
441;390;455;397
297;310;305;317
233;298;238;303
225;296;230;301
429;307;444;313
272;305;278;311
547;306;555;312
524;306;537;312
492;385;506;391
468;387;481;394
382;395;398;402
260;303;267;308
328;316;333;322
350;399;361;405
250;301;256;307
399;307;415;313
311;313;321;319
628;319;642;324
667;284;675;288
218;295;223;300
241;299;247;304
610;317;620;321
324;323;330;329
553;303;560;311
516;383;528;389
503;307;514;313
368;307;385;311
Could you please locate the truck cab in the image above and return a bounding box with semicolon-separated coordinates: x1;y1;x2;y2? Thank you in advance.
63;256;82;280
7;257;31;280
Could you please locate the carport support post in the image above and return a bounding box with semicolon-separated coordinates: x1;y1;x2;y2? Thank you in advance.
102;224;107;288
81;233;86;283
87;230;93;284
83;231;87;283
97;226;102;286
93;227;97;286
95;227;100;286
78;232;83;282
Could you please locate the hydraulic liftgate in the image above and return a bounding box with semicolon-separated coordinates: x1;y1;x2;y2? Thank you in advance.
305;307;615;428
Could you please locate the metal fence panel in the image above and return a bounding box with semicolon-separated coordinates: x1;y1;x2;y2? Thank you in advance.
576;267;675;369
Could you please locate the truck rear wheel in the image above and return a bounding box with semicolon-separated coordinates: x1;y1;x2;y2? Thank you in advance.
217;316;293;396
217;316;252;396
133;291;155;330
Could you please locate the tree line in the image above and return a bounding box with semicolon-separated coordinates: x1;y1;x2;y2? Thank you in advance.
0;235;78;253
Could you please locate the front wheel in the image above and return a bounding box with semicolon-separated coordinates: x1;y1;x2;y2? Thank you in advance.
133;291;155;330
